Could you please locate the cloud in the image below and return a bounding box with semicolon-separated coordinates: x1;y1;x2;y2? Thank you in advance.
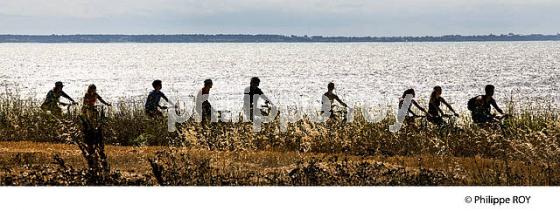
0;0;559;35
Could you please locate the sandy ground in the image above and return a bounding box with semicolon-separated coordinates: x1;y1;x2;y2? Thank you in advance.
1;141;549;186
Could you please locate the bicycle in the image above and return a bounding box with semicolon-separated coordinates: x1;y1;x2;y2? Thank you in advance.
331;105;349;122
488;114;513;130
405;113;459;131
80;105;109;130
472;113;512;126
44;102;79;123
258;102;279;121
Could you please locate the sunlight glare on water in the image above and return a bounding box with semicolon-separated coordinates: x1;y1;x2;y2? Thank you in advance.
0;42;559;112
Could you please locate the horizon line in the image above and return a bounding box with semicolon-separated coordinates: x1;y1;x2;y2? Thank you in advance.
1;33;560;37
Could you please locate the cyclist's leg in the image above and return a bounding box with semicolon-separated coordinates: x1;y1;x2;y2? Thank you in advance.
428;116;444;126
53;106;63;117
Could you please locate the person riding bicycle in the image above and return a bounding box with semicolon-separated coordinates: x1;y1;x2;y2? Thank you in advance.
321;82;348;119
195;79;215;123
398;89;430;123
145;80;171;118
41;81;77;116
468;85;505;124
243;77;273;121
427;86;459;125
81;84;112;125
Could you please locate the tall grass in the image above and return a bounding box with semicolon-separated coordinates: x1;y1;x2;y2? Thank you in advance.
1;94;559;165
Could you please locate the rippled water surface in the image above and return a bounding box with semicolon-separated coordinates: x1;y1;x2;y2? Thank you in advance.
1;42;559;112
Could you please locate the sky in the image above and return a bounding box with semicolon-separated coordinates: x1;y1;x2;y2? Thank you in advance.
0;0;559;36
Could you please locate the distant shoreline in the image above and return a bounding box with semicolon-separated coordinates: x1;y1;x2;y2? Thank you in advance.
1;34;559;43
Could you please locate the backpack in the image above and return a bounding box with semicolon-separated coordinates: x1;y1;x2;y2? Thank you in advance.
467;95;481;111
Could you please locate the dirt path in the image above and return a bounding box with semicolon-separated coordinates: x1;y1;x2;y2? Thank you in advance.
1;141;556;185
0;141;381;173
0;140;498;174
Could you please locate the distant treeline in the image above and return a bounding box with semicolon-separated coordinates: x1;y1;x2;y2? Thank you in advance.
1;34;559;43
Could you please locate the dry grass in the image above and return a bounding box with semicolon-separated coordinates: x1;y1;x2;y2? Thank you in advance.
0;95;559;185
1;141;559;185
